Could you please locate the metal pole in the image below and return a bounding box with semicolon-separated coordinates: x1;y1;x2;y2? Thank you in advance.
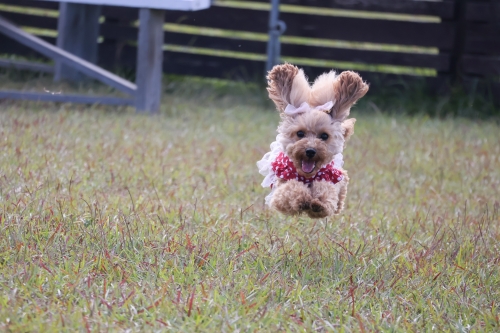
266;0;286;72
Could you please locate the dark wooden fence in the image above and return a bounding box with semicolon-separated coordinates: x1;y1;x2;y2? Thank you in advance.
461;1;500;101
0;0;498;100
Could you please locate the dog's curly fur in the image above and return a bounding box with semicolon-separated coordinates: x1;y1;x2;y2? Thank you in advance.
264;63;368;218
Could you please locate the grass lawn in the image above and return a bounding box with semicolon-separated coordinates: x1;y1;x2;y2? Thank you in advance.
0;77;499;332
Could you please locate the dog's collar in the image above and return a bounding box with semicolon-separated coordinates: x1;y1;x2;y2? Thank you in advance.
271;152;343;187
284;101;334;116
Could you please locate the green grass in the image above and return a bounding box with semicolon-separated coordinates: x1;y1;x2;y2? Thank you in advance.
0;76;500;332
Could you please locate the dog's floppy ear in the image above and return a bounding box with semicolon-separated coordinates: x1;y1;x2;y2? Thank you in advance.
330;71;369;122
341;118;356;141
267;63;310;113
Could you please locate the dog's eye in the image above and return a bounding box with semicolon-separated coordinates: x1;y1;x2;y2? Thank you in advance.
320;133;329;141
297;131;305;138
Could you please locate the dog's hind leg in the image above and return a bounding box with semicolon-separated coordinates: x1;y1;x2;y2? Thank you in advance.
335;172;349;214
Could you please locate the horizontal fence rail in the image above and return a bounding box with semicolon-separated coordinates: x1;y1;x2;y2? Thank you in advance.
251;0;457;18
0;0;498;101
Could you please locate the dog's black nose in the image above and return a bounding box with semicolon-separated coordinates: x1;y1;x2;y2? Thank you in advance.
305;148;316;158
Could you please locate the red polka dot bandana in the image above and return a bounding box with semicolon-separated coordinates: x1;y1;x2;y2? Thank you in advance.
271;152;343;187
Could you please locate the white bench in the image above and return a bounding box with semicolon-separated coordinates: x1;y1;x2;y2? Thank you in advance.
0;0;211;112
42;0;210;11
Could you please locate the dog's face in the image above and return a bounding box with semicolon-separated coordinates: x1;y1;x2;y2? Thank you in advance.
267;64;368;176
279;110;345;177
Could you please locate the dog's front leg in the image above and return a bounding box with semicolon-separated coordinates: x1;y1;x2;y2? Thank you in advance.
270;179;313;216
307;181;340;218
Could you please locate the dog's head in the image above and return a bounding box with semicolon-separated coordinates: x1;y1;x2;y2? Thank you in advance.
267;64;368;177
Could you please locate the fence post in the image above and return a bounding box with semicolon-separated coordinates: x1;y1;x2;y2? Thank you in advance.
449;0;467;85
266;0;286;73
54;3;101;82
135;8;164;114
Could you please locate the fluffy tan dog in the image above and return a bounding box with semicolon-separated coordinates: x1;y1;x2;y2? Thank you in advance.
257;64;368;218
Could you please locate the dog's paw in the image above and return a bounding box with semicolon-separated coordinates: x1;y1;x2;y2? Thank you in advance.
307;199;330;218
311;201;324;213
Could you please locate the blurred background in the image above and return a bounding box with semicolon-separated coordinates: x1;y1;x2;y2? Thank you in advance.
1;2;500;331
0;0;498;116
